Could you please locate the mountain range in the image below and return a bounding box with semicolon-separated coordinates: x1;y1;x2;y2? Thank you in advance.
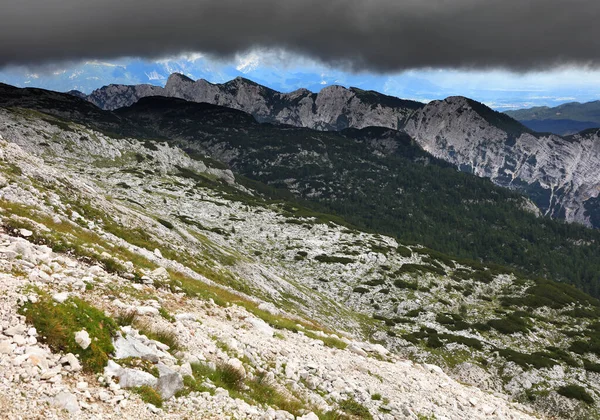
70;74;600;233
505;101;600;135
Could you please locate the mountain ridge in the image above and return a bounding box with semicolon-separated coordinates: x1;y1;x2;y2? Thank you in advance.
78;73;424;131
70;75;600;231
505;101;600;135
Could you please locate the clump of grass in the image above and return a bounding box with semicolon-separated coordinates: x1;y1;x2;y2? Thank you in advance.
371;393;382;400
115;309;138;327
304;331;348;350
136;322;181;353
338;397;373;419
166;269;332;336
20;293;117;372
158;307;175;322
189;362;244;392
246;374;304;414
557;385;594;404
188;362;307;415
131;385;163;407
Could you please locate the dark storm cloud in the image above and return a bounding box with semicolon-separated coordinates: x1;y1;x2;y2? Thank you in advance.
2;0;599;71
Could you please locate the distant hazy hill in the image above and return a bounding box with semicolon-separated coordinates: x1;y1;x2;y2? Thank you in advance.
505;101;600;135
519;119;600;136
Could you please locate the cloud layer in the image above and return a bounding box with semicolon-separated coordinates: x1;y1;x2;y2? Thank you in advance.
3;0;600;71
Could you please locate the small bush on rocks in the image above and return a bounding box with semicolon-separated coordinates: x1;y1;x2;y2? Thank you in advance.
557;385;594;405
20;294;117;372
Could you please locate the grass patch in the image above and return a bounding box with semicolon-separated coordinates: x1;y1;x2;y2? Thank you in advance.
189;362;305;415
131;385;163;407
136;321;181;353
158;307;175;322
304;331;348;350
115;309;138;327
338;397;373;419
20;293;117;373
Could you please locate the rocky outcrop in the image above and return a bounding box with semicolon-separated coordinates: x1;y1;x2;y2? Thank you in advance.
84;73;423;130
405;97;600;228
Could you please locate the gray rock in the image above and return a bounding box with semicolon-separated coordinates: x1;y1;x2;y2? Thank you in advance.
0;341;13;354
4;325;26;336
52;391;80;414
227;358;246;379
405;96;600;228
60;353;82;371
150;266;170;281
156;364;184;399
348;344;367;357
118;368;158;389
74;329;91;350
52;292;69;303
113;332;161;362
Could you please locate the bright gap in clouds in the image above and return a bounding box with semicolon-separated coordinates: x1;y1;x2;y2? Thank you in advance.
1;50;600;111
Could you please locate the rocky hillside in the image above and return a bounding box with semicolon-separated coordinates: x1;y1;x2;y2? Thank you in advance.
404;97;600;230
73;75;600;233
81;73;423;130
0;102;557;420
3;86;600;419
5;83;600;302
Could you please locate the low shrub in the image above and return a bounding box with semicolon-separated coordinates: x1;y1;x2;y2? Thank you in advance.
314;254;354;264
557;385;594;404
488;313;529;335
498;348;557;370
157;218;174;229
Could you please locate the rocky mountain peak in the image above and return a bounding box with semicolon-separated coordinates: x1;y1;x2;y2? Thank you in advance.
166;72;194;84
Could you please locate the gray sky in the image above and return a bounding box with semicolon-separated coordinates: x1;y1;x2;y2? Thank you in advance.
2;0;599;71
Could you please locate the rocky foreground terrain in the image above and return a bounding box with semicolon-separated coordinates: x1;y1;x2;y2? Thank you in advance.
2;97;600;419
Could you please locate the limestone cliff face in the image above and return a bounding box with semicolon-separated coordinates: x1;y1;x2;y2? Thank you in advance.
85;73;423;131
405;96;600;227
